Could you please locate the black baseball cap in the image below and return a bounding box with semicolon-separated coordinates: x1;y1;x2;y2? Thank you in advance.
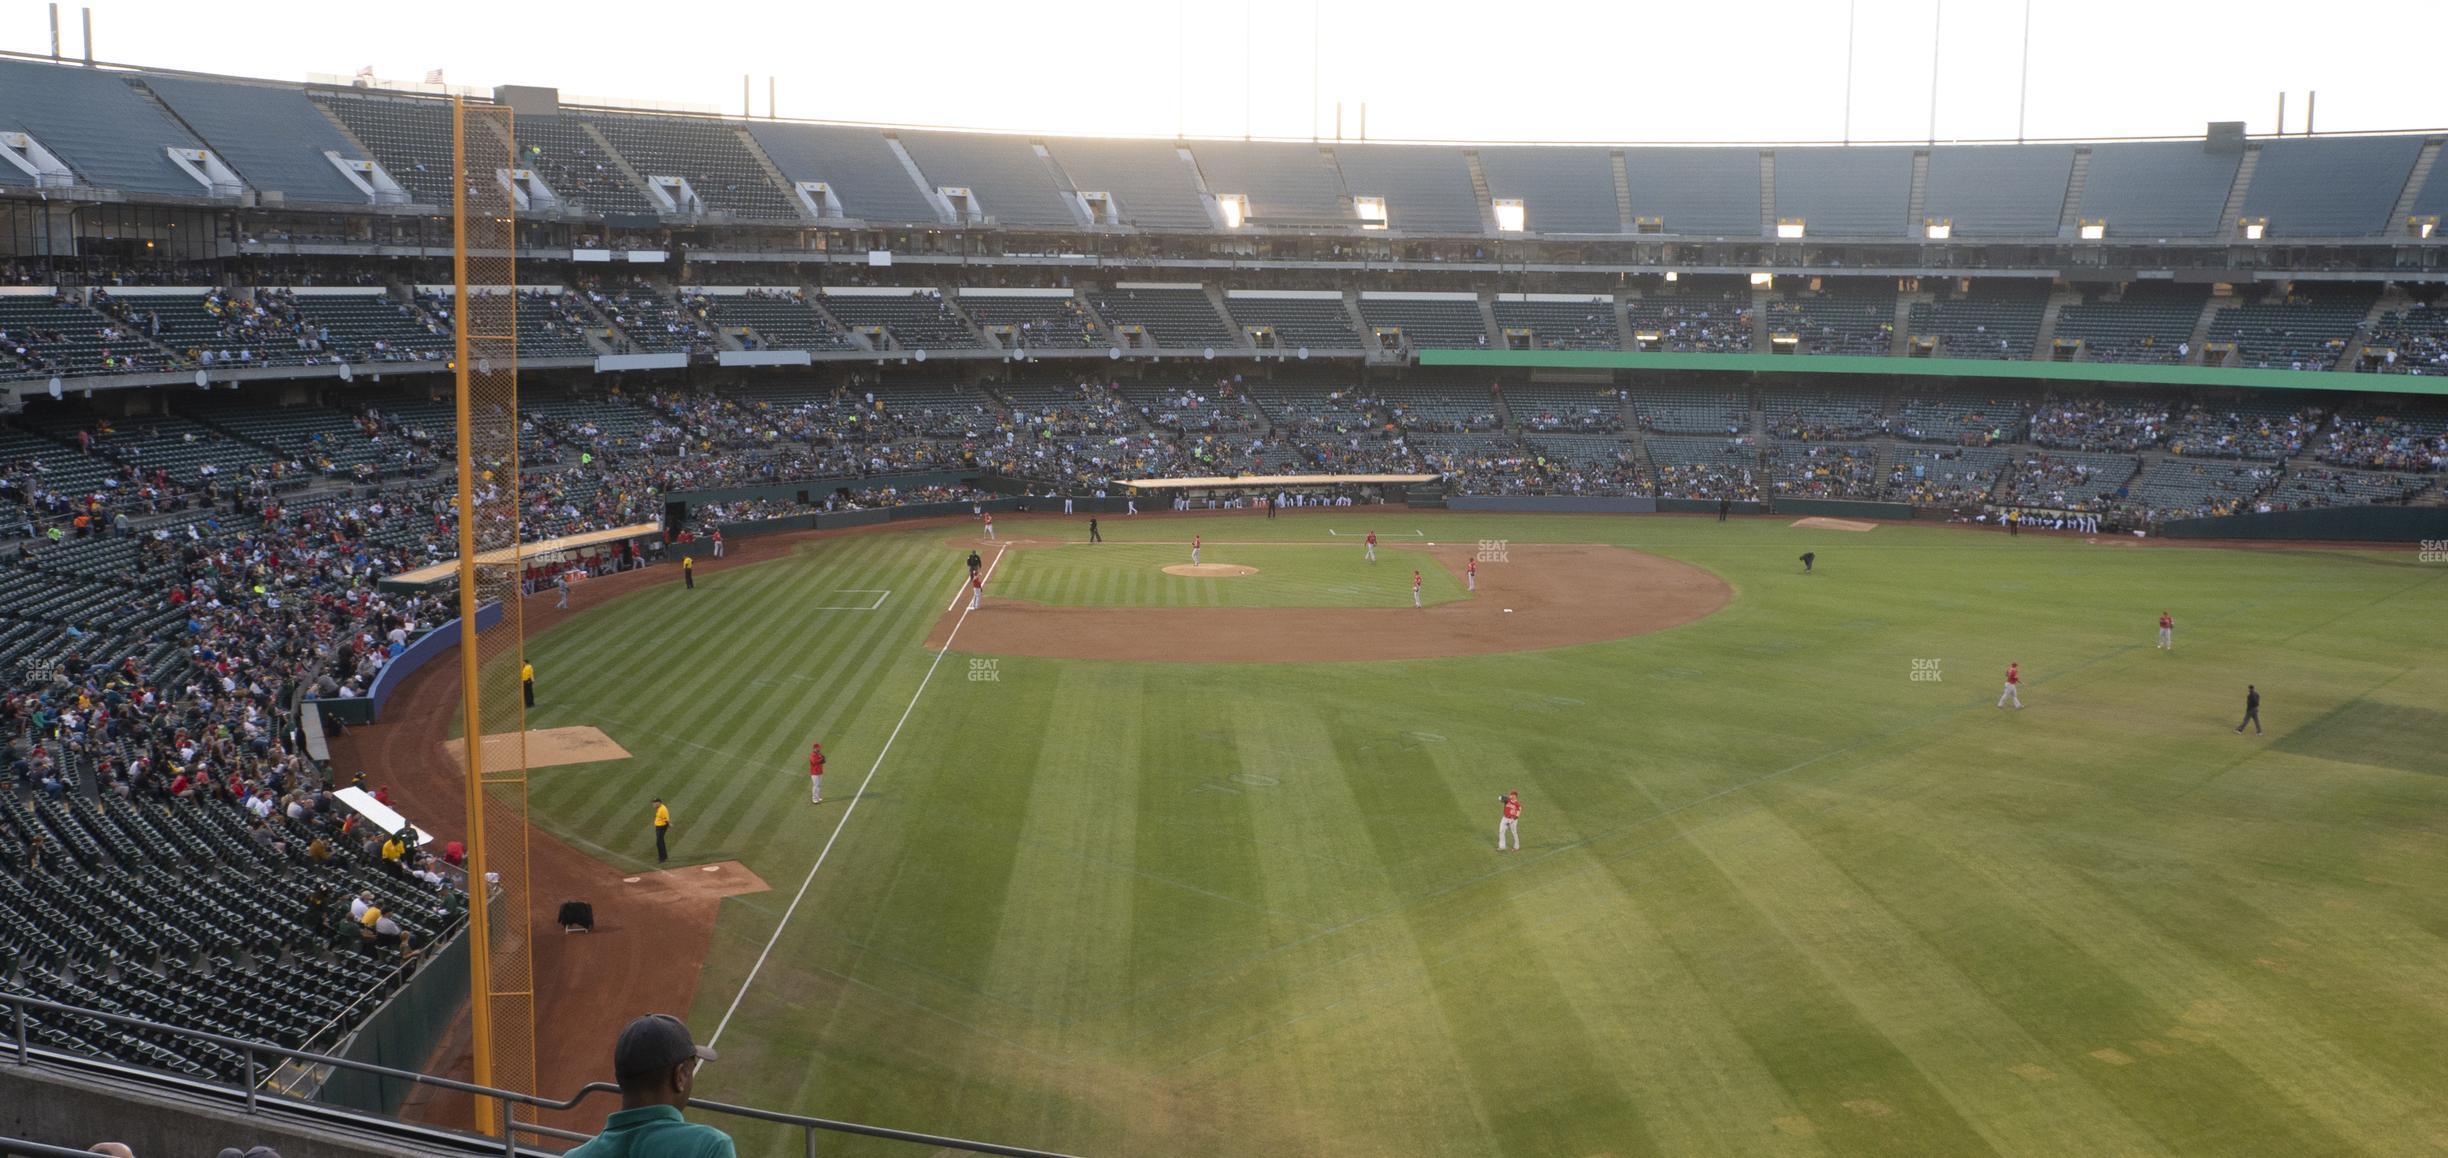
613;1014;716;1079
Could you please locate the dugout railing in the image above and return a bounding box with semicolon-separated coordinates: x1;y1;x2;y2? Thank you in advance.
0;993;1075;1158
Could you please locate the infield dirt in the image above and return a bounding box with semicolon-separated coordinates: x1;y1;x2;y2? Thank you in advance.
928;541;1728;662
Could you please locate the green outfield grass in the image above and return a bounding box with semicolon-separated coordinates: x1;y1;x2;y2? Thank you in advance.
512;513;2448;1156
985;540;1469;608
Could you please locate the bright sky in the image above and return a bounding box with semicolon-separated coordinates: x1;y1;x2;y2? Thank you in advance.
25;0;2447;144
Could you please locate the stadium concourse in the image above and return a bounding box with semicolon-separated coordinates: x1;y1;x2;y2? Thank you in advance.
2;42;2448;1158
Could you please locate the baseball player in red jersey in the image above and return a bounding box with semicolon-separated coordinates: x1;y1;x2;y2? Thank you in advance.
1498;791;1522;851
1191;533;1201;565
2158;612;2174;651
1364;531;1377;562
1466;557;1476;591
1412;569;1423;608
969;572;983;610
808;741;826;804
1997;661;2023;709
982;512;996;540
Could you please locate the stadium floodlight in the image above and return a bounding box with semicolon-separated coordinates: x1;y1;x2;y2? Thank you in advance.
2411;215;2438;239
1663;270;1680;283
2241;217;2268;241
2078;218;2107;241
1775;218;1806;239
1354;196;1390;229
1216;194;1249;228
1924;218;1953;240
1493;198;1526;232
1749;271;1774;287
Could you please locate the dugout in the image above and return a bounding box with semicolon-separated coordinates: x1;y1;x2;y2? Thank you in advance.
1124;473;1441;508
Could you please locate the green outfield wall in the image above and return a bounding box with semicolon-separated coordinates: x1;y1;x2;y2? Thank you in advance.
1420;349;2448;395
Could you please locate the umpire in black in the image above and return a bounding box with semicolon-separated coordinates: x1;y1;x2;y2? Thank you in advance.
2235;685;2263;734
966;549;983;579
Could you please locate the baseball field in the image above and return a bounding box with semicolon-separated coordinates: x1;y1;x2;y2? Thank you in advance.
473;511;2448;1156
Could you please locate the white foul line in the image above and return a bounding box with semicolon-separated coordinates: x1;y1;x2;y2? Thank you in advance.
705;544;1005;1054
807;588;892;612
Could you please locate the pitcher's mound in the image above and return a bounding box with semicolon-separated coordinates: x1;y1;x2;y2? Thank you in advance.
1790;517;1878;532
443;725;630;770
1164;563;1259;577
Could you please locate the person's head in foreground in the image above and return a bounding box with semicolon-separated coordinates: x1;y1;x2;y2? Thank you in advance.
569;1014;734;1157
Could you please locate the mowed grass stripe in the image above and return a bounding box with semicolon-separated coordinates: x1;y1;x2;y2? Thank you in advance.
526;536;947;860
683;544;946;839
536;513;2448;1156
1514;883;1832;1156
1335;725;1662;1157
1922;822;2448;1152
697;539;960;849
1893;821;2366;1154
978;666;1147;1025
1691;806;2171;1154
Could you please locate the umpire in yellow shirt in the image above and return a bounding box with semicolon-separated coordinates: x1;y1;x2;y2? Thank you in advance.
652;797;671;863
521;661;535;708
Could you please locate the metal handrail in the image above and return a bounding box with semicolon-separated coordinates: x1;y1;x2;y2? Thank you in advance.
2;992;1077;1157
0;1133;109;1157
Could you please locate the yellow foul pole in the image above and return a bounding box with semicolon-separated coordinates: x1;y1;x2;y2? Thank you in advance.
449;94;502;1137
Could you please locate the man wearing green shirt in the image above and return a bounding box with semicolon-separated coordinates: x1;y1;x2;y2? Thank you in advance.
568;1014;733;1157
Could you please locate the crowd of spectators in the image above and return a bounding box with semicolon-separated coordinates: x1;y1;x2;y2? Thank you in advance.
2317;412;2448;472
1884;447;2001;507
2162;403;2324;460
2028;396;2171;453
1629;293;1752;353
1766;444;1881;498
1995;452;2134;511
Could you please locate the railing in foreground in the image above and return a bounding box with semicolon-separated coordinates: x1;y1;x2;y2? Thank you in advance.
2;993;1075;1158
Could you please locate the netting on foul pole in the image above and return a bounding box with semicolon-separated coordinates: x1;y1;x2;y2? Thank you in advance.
450;96;535;1136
